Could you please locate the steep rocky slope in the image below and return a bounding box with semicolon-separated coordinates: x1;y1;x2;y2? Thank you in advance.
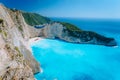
22;12;117;46
0;3;117;80
0;4;40;80
22;12;50;26
37;23;117;46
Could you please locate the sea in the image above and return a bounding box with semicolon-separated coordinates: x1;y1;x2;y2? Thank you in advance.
30;18;120;80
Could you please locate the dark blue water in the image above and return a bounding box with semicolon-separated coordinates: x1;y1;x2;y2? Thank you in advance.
51;18;120;36
31;18;120;80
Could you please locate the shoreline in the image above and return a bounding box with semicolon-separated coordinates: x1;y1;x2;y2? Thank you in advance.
28;37;43;45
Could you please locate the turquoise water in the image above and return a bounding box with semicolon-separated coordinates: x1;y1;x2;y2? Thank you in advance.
31;19;120;80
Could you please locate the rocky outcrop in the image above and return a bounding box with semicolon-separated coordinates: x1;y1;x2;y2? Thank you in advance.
44;22;117;46
0;4;40;80
21;12;117;47
0;3;117;80
26;22;117;47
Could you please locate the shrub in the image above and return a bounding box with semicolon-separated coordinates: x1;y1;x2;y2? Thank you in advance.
22;12;51;26
60;22;82;32
14;46;23;57
0;19;3;23
0;29;2;33
14;46;20;53
18;26;23;31
2;31;7;38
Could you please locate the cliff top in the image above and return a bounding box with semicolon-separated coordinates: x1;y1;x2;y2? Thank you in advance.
22;12;51;26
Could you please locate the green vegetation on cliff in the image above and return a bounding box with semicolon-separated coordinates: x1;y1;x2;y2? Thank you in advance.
0;18;3;23
22;12;51;26
60;22;82;32
20;11;116;46
60;22;113;44
22;11;82;34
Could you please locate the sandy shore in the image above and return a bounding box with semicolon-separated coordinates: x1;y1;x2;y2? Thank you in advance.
28;37;42;44
27;37;43;53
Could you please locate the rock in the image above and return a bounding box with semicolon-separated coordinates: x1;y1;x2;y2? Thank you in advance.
0;3;117;80
0;4;40;80
26;22;117;47
21;12;117;47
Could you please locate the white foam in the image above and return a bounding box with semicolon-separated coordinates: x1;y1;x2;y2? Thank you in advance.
40;67;44;73
35;78;37;80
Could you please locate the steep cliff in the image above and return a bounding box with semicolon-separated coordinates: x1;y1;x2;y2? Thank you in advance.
21;12;117;46
0;3;117;80
22;12;50;26
0;4;40;80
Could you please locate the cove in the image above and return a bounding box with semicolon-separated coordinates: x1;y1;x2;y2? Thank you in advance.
30;19;120;80
31;37;120;80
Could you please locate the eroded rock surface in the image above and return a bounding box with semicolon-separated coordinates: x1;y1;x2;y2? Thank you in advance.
0;4;40;80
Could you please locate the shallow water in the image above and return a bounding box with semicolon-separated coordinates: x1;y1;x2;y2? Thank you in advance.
31;19;120;80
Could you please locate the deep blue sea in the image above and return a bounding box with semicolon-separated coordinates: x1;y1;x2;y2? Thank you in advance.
31;18;120;80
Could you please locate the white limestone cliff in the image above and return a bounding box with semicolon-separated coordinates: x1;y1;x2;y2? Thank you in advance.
0;4;40;80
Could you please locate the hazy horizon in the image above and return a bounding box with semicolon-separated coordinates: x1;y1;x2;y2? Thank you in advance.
0;0;120;19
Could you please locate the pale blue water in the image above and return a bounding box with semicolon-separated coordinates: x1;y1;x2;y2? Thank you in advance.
31;18;120;80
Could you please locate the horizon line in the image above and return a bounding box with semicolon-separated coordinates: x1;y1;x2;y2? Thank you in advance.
47;16;120;20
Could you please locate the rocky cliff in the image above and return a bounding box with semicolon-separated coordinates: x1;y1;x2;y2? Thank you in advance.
0;4;40;80
37;22;117;46
22;12;117;46
0;3;117;80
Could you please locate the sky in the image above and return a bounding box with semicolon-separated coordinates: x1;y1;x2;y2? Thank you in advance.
0;0;120;18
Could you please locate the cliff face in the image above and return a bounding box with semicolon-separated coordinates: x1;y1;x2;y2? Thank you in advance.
21;12;117;47
39;22;117;46
24;21;117;46
0;3;117;80
0;4;40;80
